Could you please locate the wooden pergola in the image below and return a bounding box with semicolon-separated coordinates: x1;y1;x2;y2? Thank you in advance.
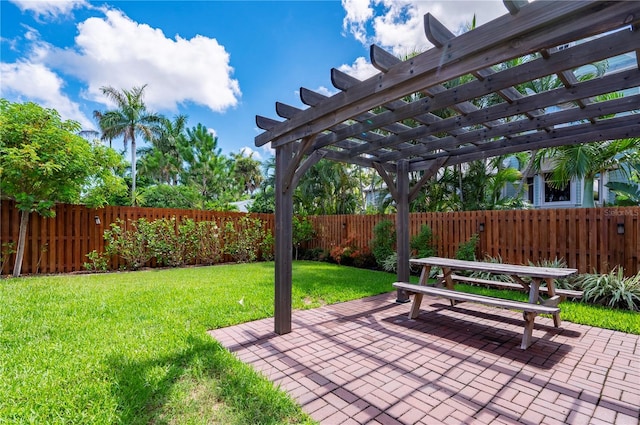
254;0;640;335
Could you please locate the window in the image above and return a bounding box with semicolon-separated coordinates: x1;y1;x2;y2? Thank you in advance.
542;174;574;205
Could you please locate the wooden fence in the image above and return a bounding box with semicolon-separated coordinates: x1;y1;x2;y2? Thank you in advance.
1;200;638;275
306;208;640;275
0;200;274;274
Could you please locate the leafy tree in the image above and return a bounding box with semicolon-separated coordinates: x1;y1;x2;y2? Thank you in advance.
292;216;315;260
0;100;95;276
81;143;129;207
179;124;237;208
295;159;359;215
94;85;162;202
138;114;187;185
231;152;263;196
140;184;201;209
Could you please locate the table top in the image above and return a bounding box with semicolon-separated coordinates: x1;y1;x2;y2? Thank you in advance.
409;256;578;279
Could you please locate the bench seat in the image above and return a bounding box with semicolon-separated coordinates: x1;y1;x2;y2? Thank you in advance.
444;274;583;299
393;281;560;349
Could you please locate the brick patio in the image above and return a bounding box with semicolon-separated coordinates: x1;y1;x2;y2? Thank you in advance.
209;292;639;424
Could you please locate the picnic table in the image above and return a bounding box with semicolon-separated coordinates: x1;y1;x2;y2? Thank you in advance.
393;256;579;349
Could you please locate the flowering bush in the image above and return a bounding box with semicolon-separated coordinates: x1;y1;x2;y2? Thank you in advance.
329;235;373;267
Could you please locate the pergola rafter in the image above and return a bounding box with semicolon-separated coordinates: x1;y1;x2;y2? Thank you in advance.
255;0;640;335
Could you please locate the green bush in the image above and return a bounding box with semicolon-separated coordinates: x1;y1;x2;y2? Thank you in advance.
370;219;395;267
410;224;436;258
292;216;315;260
223;216;269;263
196;220;224;265
576;267;640;311
83;250;109;272
455;233;479;261
104;218;156;270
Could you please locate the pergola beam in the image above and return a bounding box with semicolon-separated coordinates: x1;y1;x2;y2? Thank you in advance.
257;1;640;335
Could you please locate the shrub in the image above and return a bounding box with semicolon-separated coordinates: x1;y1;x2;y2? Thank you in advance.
468;255;513;282
410;224;436;258
527;257;578;289
455;233;479;261
1;242;16;275
381;252;398;273
260;230;275;261
83;250;109;272
370;219;395;267
292;216;315;260
223;216;269;263
148;217;185;267
196;220;224;265
104;218;155;270
329;235;367;266
576;267;640;311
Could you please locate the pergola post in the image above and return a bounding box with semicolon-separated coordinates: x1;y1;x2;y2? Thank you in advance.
396;160;410;302
274;142;293;334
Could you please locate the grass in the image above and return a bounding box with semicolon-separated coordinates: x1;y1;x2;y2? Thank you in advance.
0;261;397;425
1;261;638;424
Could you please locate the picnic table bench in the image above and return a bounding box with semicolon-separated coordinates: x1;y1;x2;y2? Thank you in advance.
393;257;580;349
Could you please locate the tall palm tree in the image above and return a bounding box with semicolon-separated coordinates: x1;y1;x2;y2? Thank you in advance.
95;85;162;202
138;114;188;185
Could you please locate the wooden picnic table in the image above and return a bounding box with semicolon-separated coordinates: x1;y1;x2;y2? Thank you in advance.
394;256;578;349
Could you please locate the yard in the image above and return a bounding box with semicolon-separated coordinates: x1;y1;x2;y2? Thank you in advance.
1;261;638;424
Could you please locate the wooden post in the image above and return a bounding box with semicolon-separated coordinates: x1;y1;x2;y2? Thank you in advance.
396;160;410;302
274;143;294;334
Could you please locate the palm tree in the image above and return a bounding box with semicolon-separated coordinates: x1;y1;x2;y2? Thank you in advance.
535;138;640;207
138;114;188;185
95;85;162;202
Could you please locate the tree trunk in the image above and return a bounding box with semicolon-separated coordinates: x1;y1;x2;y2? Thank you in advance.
583;177;595;208
131;138;137;204
12;209;30;277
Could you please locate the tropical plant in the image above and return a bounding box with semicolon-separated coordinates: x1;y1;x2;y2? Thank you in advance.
606;155;640;205
231;152;263;196
138;114;188;185
410;224;436;258
94;85;162;202
180;124;236;208
535;138;640;207
455;234;480;261
576;267;640;311
0;100;97;276
295;159;359;215
370;219;395;267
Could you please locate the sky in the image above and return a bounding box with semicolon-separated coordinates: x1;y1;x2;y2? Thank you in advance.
1;0;508;160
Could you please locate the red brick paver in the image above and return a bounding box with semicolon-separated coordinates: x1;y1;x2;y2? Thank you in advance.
209;293;640;424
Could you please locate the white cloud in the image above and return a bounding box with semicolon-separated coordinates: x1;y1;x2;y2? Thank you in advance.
314;86;337;97
239;146;262;160
342;0;506;56
48;9;241;114
342;0;374;44
10;0;88;20
337;56;379;81
1;60;94;130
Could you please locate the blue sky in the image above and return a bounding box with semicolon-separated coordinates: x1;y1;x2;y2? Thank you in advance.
1;0;506;159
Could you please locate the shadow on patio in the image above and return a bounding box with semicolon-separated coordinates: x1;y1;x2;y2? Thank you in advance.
209;292;639;424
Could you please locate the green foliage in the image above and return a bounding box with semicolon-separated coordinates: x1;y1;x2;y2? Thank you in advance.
410;224;436;258
83;250;109;272
606;155;640;206
576;267;640;311
292;216;315;260
0;99;94;214
223;216;270;263
195;220;224;265
140;184;201;209
1;242;16;275
455;233;479;261
104;218;156;270
370;219;395;266
381;252;398;273
468;255;514;282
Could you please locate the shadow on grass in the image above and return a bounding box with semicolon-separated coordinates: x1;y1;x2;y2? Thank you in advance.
107;334;310;425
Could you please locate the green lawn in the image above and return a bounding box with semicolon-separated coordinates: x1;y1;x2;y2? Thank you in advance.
1;261;638;424
0;261;397;425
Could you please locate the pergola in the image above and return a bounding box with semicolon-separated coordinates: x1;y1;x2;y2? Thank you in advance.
254;0;640;335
